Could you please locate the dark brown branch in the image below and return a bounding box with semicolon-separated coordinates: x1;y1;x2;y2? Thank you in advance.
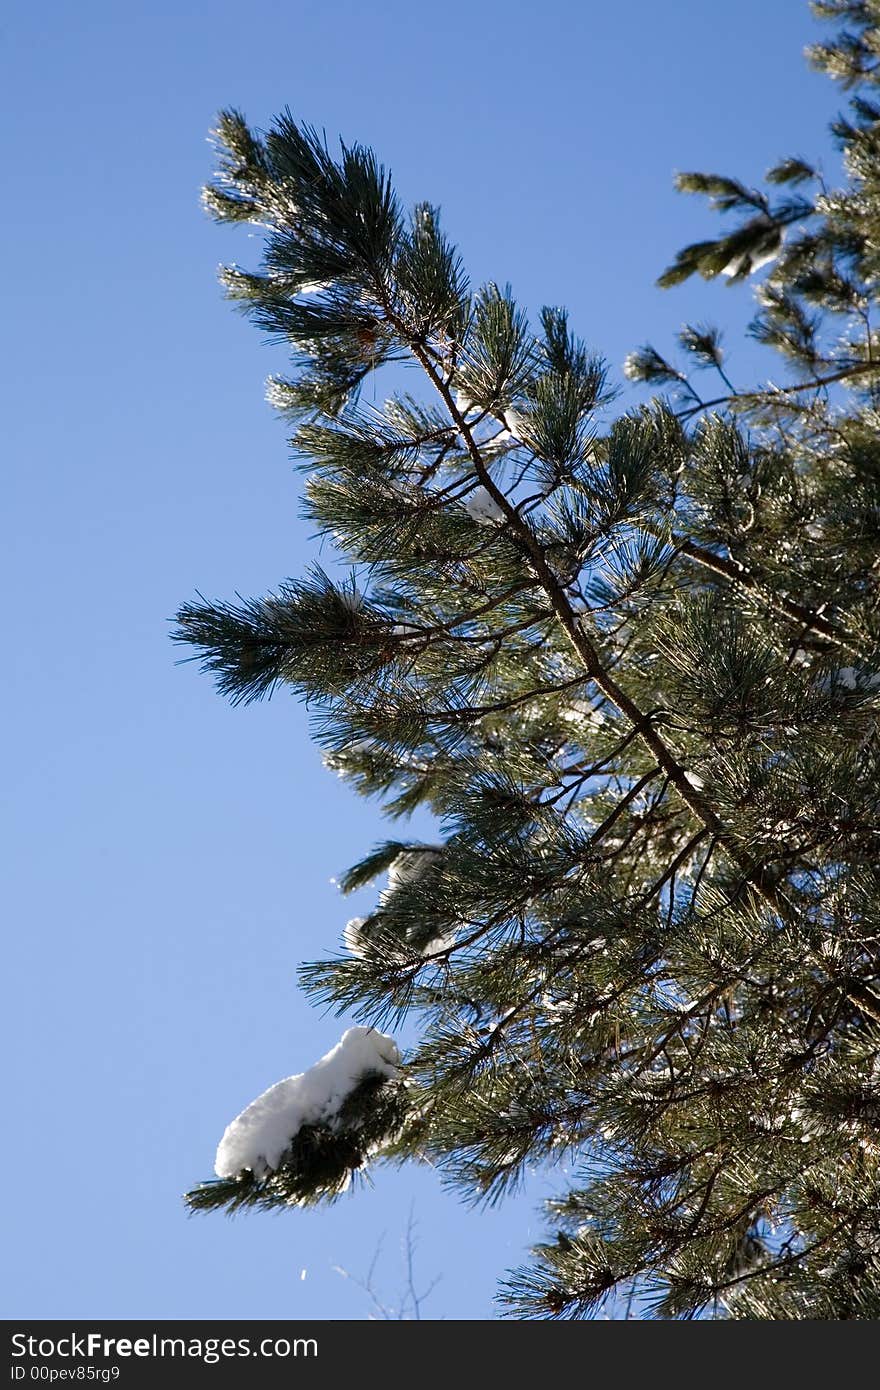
676;360;880;422
676;538;861;655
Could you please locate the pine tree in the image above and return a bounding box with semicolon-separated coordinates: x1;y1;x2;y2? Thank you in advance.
176;1;880;1318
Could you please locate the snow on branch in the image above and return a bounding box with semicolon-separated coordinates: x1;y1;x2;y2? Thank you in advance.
185;1027;405;1214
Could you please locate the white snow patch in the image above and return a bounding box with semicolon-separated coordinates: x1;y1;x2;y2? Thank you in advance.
816;666;880;693
264;377;294;410
391;622;422;638
561;699;606;728
463;487;505;526
849;666;879;690
481;429;516;454
343;916;368;955
455;388;476;416
541;993;576;1019
418;924;459;957
722;231;781;279
381;847;444;903
338;587;365;612
322;739;376;780
214;1026;401;1179
503;408;528;441
380;849;457;956
684;770;705;791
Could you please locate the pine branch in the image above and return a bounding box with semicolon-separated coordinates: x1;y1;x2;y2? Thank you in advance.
403;332;734;839
379;298;880;1031
675;537;862;655
185;1072;409;1214
183;23;880;1317
675;359;880;420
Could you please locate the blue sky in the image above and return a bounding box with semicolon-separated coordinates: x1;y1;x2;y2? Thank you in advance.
4;1;834;1320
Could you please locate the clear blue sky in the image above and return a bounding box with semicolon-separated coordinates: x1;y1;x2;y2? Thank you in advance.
4;0;833;1320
